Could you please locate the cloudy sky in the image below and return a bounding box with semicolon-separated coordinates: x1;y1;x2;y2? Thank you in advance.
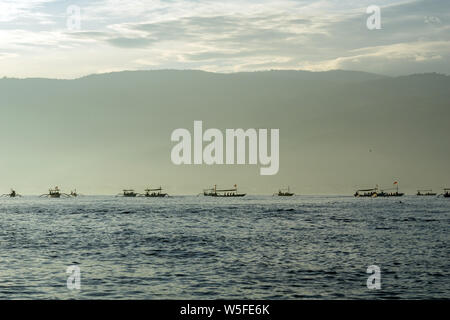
1;0;449;78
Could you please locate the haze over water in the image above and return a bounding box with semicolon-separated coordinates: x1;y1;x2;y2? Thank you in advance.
0;195;448;299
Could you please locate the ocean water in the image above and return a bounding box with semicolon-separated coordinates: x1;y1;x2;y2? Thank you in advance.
0;195;448;299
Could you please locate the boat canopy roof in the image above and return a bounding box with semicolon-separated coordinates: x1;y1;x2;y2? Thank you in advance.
206;185;238;192
357;188;377;192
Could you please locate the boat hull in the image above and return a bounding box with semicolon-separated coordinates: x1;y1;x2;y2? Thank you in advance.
354;193;377;197
204;193;246;197
355;192;404;197
377;192;404;197
144;193;168;197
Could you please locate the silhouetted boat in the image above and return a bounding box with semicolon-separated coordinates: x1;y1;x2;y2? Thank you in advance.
50;188;61;198
120;189;137;197
275;186;294;196
1;189;21;198
354;187;378;197
40;186;71;198
444;188;450;198
377;182;404;197
376;191;404;197
416;189;436;196
355;182;404;197
140;187;168;197
203;184;246;197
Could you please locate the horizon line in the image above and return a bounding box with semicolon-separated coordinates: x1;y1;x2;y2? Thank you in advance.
2;68;448;81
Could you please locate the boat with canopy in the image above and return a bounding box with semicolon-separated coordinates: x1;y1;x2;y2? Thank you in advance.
203;184;246;197
275;186;294;196
140;187;168;197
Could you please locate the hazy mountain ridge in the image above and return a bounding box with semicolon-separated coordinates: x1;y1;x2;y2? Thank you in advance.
0;70;448;194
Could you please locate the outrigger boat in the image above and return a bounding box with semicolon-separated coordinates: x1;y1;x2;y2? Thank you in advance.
140;187;168;198
354;182;404;197
1;189;21;198
377;190;404;197
275;186;294;196
203;184;246;197
443;188;450;198
416;189;437;196
377;182;404;197
354;187;378;197
118;189;138;197
40;186;71;198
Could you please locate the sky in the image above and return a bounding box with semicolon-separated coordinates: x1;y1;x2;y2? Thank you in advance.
1;0;449;78
0;1;449;195
1;70;449;195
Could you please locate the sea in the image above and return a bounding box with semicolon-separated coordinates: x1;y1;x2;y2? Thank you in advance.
0;195;448;299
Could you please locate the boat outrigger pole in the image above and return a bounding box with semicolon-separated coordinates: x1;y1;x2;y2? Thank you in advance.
1;189;21;198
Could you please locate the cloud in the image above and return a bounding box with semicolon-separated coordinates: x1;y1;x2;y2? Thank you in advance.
0;52;18;59
106;37;154;48
424;16;442;25
0;0;56;23
1;0;450;77
300;41;450;74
